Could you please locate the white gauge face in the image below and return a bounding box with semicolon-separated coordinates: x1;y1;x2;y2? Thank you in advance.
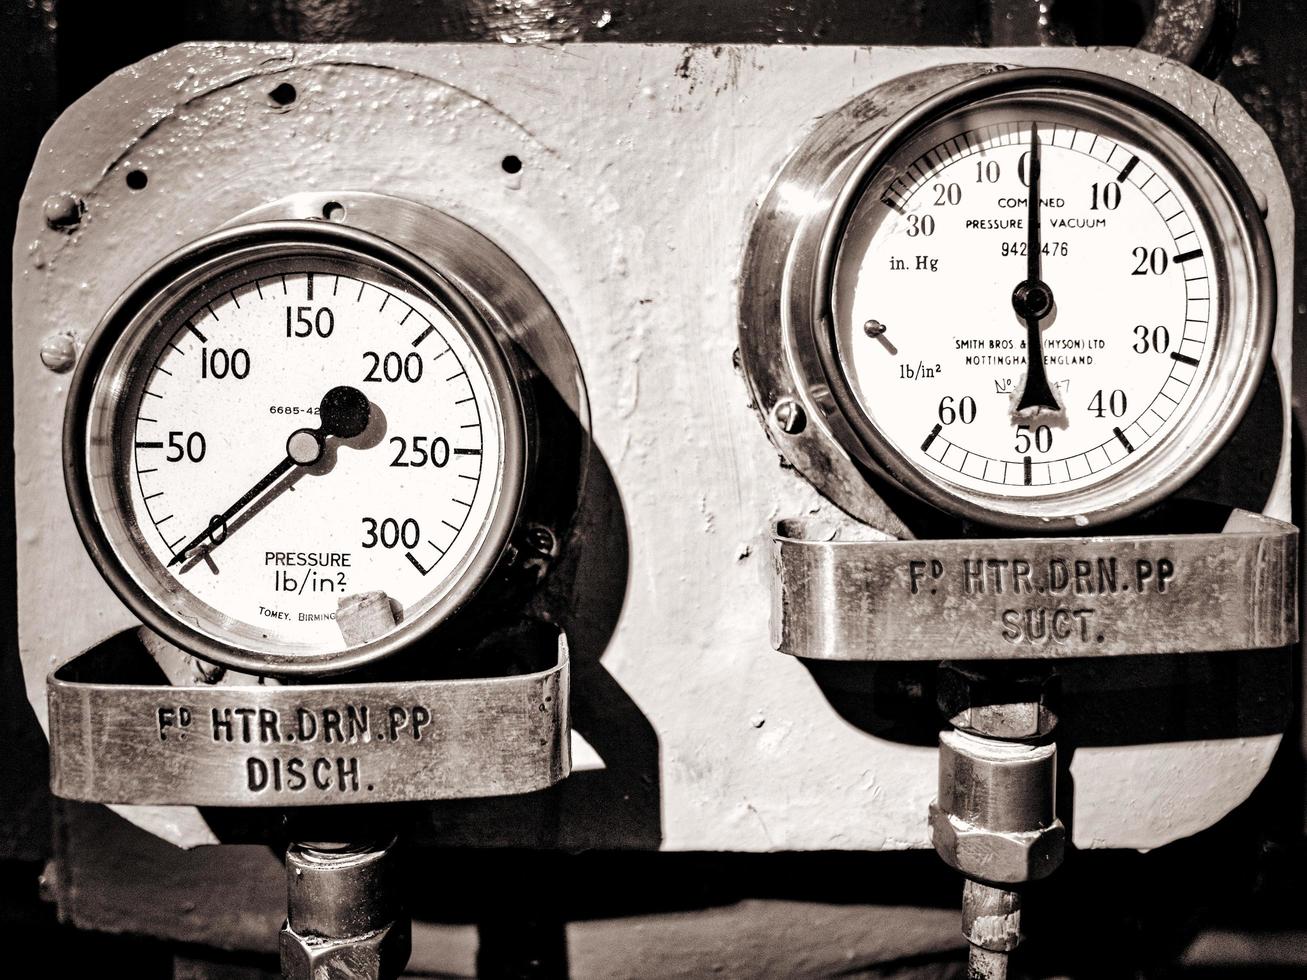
831;102;1230;508
81;243;520;666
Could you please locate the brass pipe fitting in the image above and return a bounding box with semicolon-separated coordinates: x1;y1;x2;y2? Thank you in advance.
280;837;411;980
931;663;1064;977
929;731;1065;885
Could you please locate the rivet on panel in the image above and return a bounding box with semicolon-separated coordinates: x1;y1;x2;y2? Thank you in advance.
43;192;84;232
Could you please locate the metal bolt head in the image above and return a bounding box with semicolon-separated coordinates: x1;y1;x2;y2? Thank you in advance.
40;333;77;373
43;192;84;232
771;398;806;434
511;525;559;585
523;524;557;558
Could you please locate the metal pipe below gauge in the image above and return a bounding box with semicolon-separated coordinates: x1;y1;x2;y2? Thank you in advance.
962;880;1021;980
929;662;1064;977
967;943;1012;980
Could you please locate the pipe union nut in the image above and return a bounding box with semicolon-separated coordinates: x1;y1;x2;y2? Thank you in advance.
928;802;1065;885
937;664;1059;739
279;919;411;980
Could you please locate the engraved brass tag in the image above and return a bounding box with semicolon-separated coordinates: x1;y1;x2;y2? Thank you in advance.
48;636;570;806
772;512;1297;660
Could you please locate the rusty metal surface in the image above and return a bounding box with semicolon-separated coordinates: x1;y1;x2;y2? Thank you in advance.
12;43;1295;854
772;511;1297;661
47;635;569;806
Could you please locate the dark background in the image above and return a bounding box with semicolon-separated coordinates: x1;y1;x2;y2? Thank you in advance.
3;1;1306;977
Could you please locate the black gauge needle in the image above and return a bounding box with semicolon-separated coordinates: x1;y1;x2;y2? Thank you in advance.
168;386;371;567
1012;122;1060;412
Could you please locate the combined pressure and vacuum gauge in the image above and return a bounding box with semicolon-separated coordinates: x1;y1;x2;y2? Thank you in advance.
66;201;583;675
741;68;1274;529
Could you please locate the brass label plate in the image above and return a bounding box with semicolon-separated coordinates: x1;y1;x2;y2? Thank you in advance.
772;512;1297;660
48;640;569;806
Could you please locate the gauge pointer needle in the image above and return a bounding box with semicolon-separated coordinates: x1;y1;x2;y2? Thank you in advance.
1013;122;1060;413
167;386;371;567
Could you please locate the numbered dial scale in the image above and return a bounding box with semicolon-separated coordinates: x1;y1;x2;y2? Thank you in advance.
767;69;1273;528
65;222;528;673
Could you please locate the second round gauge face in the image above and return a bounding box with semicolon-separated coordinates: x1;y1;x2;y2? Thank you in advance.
94;247;515;661
832;99;1221;502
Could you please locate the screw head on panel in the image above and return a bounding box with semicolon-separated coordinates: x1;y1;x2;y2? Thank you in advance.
40;333;77;373
772;398;807;435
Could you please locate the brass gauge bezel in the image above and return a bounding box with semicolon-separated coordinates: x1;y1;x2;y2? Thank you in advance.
741;67;1275;531
65;217;537;675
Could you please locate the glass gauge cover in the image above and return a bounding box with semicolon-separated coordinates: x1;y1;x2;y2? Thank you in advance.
65;222;526;674
814;70;1273;527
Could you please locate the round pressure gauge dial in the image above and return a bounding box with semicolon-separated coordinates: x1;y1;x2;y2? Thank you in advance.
66;220;529;674
744;69;1274;529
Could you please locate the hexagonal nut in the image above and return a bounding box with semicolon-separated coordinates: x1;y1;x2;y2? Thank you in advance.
280;918;411;980
928;803;1065;885
936;664;1059;740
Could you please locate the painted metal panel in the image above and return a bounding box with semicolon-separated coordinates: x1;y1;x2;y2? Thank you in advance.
13;43;1294;852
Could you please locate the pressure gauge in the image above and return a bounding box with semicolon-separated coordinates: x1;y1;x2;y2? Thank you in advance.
741;68;1274;529
65;203;581;675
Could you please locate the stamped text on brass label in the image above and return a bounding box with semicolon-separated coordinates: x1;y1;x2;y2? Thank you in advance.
906;554;1175;647
154;701;436;795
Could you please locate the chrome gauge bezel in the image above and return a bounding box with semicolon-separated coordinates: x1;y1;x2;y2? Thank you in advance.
65;220;529;675
813;69;1273;528
740;66;1275;531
